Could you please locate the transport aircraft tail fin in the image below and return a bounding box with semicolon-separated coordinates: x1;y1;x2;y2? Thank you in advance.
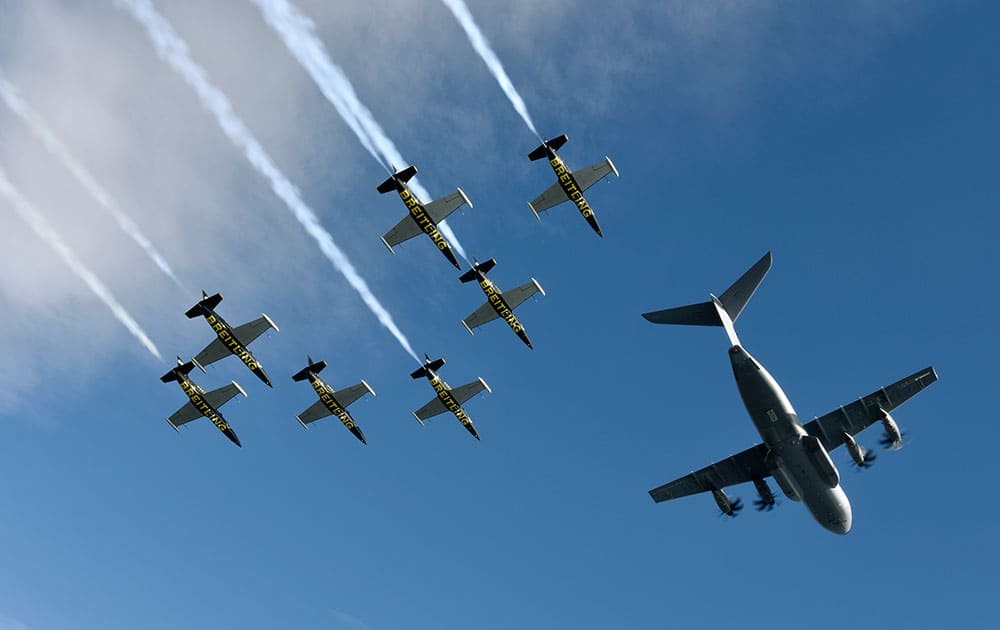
641;252;772;345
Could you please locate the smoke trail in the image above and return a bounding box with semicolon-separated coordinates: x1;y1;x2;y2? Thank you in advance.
116;0;420;362
440;0;541;140
250;0;469;261
0;167;163;360
0;72;187;293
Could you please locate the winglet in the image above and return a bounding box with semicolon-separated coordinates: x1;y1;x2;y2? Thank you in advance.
605;156;620;178
191;357;207;374
479;377;492;394
527;202;541;221
456;187;473;209
380;236;396;254
165;417;181;433
262;314;280;333
361;380;377;398
461;320;475;336
531;278;546;297
412;411;425;427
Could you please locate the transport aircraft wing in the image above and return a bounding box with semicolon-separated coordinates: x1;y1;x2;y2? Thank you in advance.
233;315;279;346
297;399;331;426
423;188;472;225
381;214;422;251
334;381;376;408
203;381;248;409
649;443;770;503
804;366;938;452
572;157;618;192
167;402;202;428
194;337;231;367
528;180;568;216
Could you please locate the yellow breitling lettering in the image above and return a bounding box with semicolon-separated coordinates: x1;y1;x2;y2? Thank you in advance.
480;281;523;333
180;381;230;431
401;190;449;251
206;314;258;371
431;377;471;426
551;157;594;218
311;380;356;429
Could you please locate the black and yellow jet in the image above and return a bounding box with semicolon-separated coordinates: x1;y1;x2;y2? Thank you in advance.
459;258;544;349
160;357;247;447
292;356;376;444
411;355;491;440
377;165;473;270
185;291;278;387
527;134;619;237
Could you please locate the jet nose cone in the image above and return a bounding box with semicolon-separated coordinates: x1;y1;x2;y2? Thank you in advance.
225;429;242;448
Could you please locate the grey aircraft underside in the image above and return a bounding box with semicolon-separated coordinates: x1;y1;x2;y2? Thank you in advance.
642;252;937;534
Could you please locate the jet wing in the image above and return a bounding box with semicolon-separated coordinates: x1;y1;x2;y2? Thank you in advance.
194;337;231;367
462;301;499;331
167;401;203;429
414;397;448;422
450;378;491;405
382;214;422;250
423;188;472;224
501;279;544;310
297;399;332;427
233;315;279;346
203;381;248;409
648;443;770;503
528;180;569;215
334;381;376;408
804;366;938;452
572;156;619;192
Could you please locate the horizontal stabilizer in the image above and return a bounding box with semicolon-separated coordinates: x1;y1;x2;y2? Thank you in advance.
292;357;327;382
410;357;445;379
160;357;197;383
529;134;568;160
377;165;418;194
459;258;497;283
642;301;721;326
185;291;223;318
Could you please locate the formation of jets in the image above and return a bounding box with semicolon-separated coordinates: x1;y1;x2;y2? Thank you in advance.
152;131;937;535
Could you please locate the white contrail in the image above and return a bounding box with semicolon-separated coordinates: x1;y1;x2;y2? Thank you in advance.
116;0;420;362
440;0;541;140
250;0;469;261
0;166;163;361
0;71;187;293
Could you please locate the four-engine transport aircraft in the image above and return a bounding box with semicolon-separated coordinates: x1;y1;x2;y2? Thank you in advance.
185;291;279;388
641;252;938;534
292;356;377;444
377;165;473;270
527;134;618;237
459;258;545;349
160;357;248;447
410;355;491;440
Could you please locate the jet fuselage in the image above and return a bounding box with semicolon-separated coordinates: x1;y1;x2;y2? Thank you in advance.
307;373;367;444
198;308;272;387
728;345;852;534
470;270;532;348
423;369;480;440
175;375;241;447
543;148;603;237
395;185;461;269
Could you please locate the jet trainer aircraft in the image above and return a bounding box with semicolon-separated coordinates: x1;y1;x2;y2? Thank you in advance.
292;356;376;444
459;258;544;349
410;355;491;440
377;165;472;270
185;291;279;387
527;133;618;237
642;252;938;534
161;357;247;447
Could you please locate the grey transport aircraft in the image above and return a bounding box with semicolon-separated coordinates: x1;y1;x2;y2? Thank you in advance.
527;133;618;237
292;357;376;444
160;357;247;447
459;258;544;349
642;252;938;534
377;165;472;270
410;355;491;440
185;291;279;387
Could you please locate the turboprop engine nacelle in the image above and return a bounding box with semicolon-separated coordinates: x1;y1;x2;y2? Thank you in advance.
879;408;903;450
802;435;840;488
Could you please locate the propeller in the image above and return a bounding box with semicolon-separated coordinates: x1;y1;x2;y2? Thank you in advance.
728;497;744;516
753;497;777;511
852;449;878;469
878;430;905;450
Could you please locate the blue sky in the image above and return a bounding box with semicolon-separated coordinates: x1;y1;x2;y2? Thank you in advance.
0;1;997;628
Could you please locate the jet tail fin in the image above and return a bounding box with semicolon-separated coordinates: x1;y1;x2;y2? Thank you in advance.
458;258;497;283
377;165;418;194
185;291;223;318
410;357;445;379
292;356;327;382
160;357;197;383
641;252;772;341
528;134;569;161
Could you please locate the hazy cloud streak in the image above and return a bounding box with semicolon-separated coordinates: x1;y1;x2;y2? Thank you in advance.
116;0;420;362
440;0;541;140
0;71;187;293
251;0;469;261
0;166;163;360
